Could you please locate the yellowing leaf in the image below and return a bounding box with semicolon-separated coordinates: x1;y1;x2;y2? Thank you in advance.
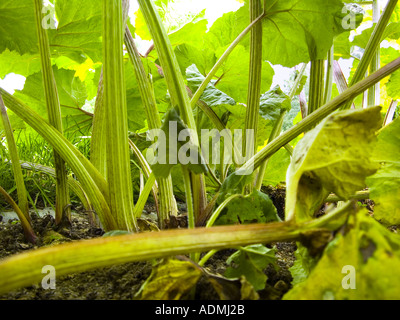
284;210;400;300
286;107;381;222
135;258;203;300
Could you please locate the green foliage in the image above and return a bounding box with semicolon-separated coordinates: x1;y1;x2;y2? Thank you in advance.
367;117;400;225
135;258;203;300
186;64;236;107
13;66;92;136
259;85;291;122
225;244;278;291
0;0;400;300
262;148;291;187
284;210;400;300
289;245;318;286
0;0;37;55
286;107;382;222
216;189;280;225
149;107;208;178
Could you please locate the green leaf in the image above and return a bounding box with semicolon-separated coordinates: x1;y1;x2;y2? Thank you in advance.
353;22;400;50
225;244;278;291
135;258;203;300
0;49;41;79
223;103;274;148
284;210;400;300
262;148;291;187
186;64;236;107
0;0;38;55
367;118;400;225
286;107;382;222
261;0;362;67
333;31;352;60
13;67;91;135
386;71;400;100
175;44;216;76
149;107;208;178
216;189;280;225
50;0;103;63
205;272;259;300
289;245;318;286
214;45;274;104
259;85;291;122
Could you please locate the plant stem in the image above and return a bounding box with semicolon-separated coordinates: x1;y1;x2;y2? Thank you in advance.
190;12;266;108
0;216;345;295
326;190;370;202
245;0;263;193
0;88;116;230
138;0;208;225
133;173;157;219
103;0;137;232
368;0;381;107
240;57;400;172
124;27;178;228
255;63;307;190
34;0;71;226
324;46;334;104
308;59;325;115
0;95;30;220
90;70;107;179
206;194;244;228
182;167;198;262
343;0;398;109
0;186;37;244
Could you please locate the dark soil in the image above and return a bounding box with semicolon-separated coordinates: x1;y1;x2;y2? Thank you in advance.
0;202;296;300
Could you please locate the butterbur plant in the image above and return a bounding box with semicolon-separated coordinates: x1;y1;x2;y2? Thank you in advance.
0;0;400;300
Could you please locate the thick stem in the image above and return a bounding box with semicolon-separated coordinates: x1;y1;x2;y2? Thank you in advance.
124;27;177;228
324;46;334;104
0;200;356;295
245;0;263;193
0;95;30;220
0;186;37;244
34;0;71;226
308;59;325;115
0;88;116;230
103;0;137;232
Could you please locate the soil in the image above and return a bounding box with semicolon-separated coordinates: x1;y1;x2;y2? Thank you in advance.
0;198;296;300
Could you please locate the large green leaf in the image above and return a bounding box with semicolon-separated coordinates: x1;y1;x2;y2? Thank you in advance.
215;189;280;225
0;0;38;55
49;0;103;63
213;44;274;104
284;210;400;300
225;244;278;291
367;118;400;225
353;22;400;50
262;148;291;187
0;50;41;79
261;0;363;67
286;107;381;222
13;67;91;135
0;0;104;63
